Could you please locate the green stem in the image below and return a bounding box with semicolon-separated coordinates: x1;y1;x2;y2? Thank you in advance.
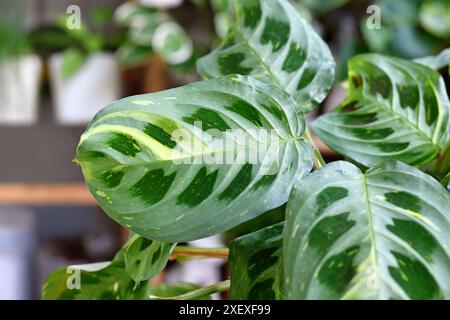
434;139;450;175
149;280;230;300
169;246;229;261
304;128;326;169
442;171;450;187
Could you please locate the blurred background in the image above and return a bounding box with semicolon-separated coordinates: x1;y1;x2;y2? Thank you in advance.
0;0;448;299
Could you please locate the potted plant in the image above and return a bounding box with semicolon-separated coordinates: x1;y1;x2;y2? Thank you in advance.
0;24;42;125
43;0;450;301
47;9;122;125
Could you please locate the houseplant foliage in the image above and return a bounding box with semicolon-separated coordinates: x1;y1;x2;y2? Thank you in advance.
43;0;450;300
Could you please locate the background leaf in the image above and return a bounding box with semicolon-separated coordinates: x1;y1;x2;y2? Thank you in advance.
61;48;87;79
76;75;313;242
312;53;450;167
197;0;335;112
284;161;450;299
42;251;149;300
229;222;283;300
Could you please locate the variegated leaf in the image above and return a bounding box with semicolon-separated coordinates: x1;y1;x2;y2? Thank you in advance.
415;48;450;71
197;0;335;112
312;54;450;167
284;161;450;300
42;251;149;300
76;75;313;242
230;222;283;300
124;234;176;283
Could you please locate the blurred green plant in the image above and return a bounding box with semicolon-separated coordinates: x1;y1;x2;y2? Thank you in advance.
115;2;193;68
30;7;123;79
361;0;449;59
0;23;30;64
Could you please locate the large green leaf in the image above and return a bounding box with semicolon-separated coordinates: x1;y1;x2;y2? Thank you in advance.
312;54;450;167
42;251;149;300
76;75;313;242
124;234;176;283
229;222;283;300
197;0;335;112
284;161;450;300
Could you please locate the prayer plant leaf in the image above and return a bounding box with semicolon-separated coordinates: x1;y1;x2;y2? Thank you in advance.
312;54;450;167
284;161;450;300
76;75;314;242
124;234;176;283
229;222;283;300
197;0;335;112
42;251;149;300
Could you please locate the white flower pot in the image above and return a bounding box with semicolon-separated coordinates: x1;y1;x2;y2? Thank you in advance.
138;0;183;9
0;55;41;125
49;52;121;125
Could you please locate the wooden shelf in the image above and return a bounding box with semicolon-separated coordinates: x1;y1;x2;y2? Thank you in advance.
0;183;97;206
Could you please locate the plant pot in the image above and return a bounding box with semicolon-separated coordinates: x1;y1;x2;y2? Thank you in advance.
0;55;42;125
49;52;121;125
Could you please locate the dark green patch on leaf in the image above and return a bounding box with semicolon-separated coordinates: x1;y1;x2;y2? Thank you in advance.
385;191;422;213
369;73;392;99
177;167;219;207
308;212;356;254
315;186;349;215
101;170;124;188
297;67;317;90
225;99;263;127
342;112;378;125
389;251;442;299
183;108;231;132
218;52;252;75
350;127;394;140
260;18;289;52
397;84;419;110
252;174;277;191
282;43;306;73
423;82;439;126
219;163;253;201
130;169;176;205
387;219;438;262
240;2;262;28
107;133;141;157
375;142;409;152
259;99;286;121
318;246;359;294
143;123;177;149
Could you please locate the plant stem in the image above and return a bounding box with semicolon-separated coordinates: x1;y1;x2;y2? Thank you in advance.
433;139;450;175
304;128;326;169
169;246;229;260
149;280;230;300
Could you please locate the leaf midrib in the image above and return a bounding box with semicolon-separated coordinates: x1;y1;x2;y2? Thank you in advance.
233;26;283;88
77;135;306;167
